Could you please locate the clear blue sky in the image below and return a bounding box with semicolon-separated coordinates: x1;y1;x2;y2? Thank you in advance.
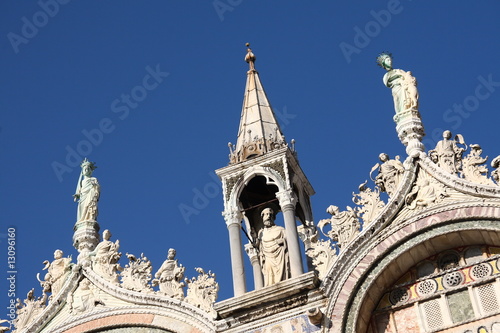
1;1;500;311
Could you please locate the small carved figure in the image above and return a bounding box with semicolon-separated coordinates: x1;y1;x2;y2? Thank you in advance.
185;267;219;315
429;130;466;175
256;207;290;287
371;154;405;197
68;279;103;314
377;52;419;114
353;181;385;225
90;230;122;284
461;144;495;185
318;205;360;248
491;156;500;185
73;158;100;222
152;248;185;299
38;249;72;299
405;176;448;209
121;253;153;293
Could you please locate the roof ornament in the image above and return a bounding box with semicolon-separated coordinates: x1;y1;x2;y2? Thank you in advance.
245;43;256;71
377;52;425;158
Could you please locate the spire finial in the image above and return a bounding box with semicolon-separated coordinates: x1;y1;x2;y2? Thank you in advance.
245;43;256;71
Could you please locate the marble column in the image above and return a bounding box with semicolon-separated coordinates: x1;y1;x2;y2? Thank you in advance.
224;209;246;296
245;243;263;290
276;190;304;277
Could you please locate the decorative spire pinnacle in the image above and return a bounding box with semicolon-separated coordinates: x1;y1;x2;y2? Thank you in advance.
245;43;256;72
229;44;287;164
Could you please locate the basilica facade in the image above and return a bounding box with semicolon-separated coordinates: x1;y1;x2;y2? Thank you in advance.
6;48;500;333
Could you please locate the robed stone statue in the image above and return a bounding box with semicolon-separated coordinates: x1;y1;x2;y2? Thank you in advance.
73;158;100;222
256;207;290;286
377;52;419;114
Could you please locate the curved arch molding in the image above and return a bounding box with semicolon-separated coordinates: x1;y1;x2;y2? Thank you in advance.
325;204;500;333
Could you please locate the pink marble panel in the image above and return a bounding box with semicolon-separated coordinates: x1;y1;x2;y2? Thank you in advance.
393;306;420;333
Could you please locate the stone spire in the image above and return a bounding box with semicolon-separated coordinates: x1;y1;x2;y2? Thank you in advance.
229;43;287;164
217;44;315;297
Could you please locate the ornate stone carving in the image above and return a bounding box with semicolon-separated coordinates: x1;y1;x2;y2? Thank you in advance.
461;144;495;185
222;208;243;227
352;181;385;225
185;267;218;316
492;155;500;185
299;225;337;280
13;289;47;331
405;173;449;209
89;229;122;284
73;158;100;223
297;222;317;252
224;174;240;202
229;130;287;164
256;207;290;286
67;278;104;314
371;154;404;197
275;189;297;208
377;52;425;157
318;205;360;248
152;248;185;300
120;253;153;293
244;242;259;264
262;158;286;183
37;249;72;300
429;130;466;175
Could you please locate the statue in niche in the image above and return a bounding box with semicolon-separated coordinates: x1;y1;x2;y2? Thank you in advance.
68;279;103;314
73;158;100;222
121;253;153;293
152;248;185;299
429;130;466;175
377;52;419;114
90;229;122;284
38;249;72;299
461;144;495;185
491;156;500;185
371;153;405;197
318;205;360;248
256;207;290;286
185;267;219;315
